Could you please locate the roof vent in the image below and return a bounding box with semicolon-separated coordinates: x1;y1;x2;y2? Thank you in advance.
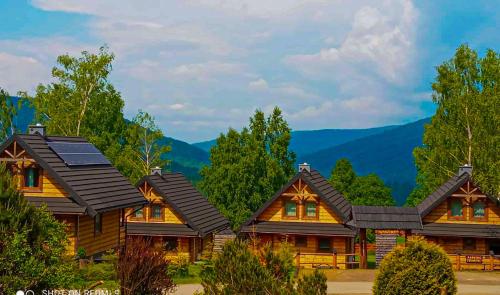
28;123;46;136
458;164;472;176
299;163;310;173
151;166;162;175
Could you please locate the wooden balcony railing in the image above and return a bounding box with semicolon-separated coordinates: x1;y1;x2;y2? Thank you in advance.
295;252;359;269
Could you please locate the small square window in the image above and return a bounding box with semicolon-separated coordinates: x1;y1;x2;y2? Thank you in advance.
472;202;485;218
164;237;178;251
151;204;162;219
285;201;297;217
305;202;317;218
448;199;464;220
133;206;144;218
295;236;307;248
318;237;331;252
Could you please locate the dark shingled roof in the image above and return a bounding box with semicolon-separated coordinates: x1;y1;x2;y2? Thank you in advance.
240;221;356;237
26;196;86;215
139;173;230;237
416;173;470;218
243;168;351;227
352;206;422;230
413;223;500;239
1;134;147;216
127;222;198;237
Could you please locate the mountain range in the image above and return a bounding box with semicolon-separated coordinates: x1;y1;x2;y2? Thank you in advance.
8;98;428;204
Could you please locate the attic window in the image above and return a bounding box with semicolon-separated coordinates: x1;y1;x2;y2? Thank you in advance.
284;201;297;218
304;202;318;218
133;206;144;219
471;201;487;221
22;165;42;191
448;199;464;220
150;204;163;220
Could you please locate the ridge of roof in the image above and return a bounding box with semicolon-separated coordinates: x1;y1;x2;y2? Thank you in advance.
139;172;230;237
242;168;352;227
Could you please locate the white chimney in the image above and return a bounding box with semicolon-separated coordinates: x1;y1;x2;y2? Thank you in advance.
151;166;162;175
28;123;46;136
458;164;472;176
299;163;311;173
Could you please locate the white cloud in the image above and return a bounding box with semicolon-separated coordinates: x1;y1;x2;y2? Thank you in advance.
0;52;48;92
248;78;269;90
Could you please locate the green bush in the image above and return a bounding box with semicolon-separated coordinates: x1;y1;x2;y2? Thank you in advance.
199;239;327;295
373;237;457;295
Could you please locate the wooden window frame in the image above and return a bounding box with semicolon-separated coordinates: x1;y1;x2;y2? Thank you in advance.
282;198;299;220
21;165;43;193
470;200;488;222
303;200;319;220
150;203;164;221
130;205;146;221
463;238;476;251
164;237;179;252
94;213;103;236
295;236;308;248
317;237;333;253
447;198;465;221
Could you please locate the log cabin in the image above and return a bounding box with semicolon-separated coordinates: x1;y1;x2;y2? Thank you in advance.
0;125;147;257
126;168;233;262
240;163;356;269
413;165;500;270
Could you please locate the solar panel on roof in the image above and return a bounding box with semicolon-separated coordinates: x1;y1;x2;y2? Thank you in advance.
47;141;111;166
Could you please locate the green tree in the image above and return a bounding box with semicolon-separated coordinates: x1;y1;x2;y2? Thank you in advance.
329;158;395;206
329;158;356;194
32;46;127;164
122;111;171;183
0;164;74;293
407;45;499;205
200;239;326;295
199;107;296;228
373;237;456;295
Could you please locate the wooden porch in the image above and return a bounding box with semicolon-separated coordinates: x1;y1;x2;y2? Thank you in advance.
294;252;359;269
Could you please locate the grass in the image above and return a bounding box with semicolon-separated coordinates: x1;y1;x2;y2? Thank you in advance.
172;262;204;284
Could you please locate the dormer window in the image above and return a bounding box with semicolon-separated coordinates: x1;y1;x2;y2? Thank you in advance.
448;199;464;220
471;201;487;221
22;165;42;191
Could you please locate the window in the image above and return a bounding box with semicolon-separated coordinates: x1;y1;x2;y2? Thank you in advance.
449;199;463;220
463;238;476;251
22;166;42;190
295;236;307;248
164;237;178;251
94;213;102;234
305;202;317;218
318;237;332;252
284;201;297;217
471;201;486;220
151;204;162;220
133;206;144;218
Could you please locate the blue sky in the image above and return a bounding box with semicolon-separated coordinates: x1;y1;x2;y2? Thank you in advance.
0;1;498;142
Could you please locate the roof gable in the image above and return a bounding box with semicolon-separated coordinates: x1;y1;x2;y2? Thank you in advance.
417;172;498;218
138;173;230;237
0;134;146;216
243;169;351;226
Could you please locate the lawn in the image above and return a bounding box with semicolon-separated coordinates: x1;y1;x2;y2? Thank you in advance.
173;263;204;284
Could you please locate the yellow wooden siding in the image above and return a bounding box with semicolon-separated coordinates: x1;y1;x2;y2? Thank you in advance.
423;196;500;225
128;185;184;224
150;236;192;262
55;214;77;256
78;210;121;256
424;236;487;255
258;180;342;223
23;171;68;197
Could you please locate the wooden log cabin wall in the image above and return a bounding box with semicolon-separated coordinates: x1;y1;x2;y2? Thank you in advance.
0;127;147;257
126;168;233;262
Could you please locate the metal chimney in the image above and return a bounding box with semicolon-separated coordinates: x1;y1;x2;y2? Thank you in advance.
28;123;46;136
458;164;472;176
151;166;162;175
299;163;311;173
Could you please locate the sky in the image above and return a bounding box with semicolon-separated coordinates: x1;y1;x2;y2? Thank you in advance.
0;1;498;143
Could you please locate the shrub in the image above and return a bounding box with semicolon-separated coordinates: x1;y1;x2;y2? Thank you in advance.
118;237;175;295
0;164;75;293
199;239;327;295
373;236;457;295
297;269;327;295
